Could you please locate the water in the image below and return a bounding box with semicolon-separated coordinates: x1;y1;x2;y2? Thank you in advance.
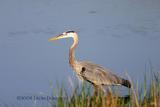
0;0;160;106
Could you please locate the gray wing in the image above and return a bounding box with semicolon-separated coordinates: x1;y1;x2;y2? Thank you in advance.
78;61;123;86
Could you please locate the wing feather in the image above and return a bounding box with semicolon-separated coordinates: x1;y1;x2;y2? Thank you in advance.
78;61;122;85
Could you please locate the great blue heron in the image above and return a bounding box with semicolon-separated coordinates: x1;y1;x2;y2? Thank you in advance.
49;31;131;95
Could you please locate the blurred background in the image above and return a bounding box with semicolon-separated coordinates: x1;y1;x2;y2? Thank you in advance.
0;0;160;106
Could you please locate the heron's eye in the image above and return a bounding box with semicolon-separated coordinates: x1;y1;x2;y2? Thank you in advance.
63;32;66;35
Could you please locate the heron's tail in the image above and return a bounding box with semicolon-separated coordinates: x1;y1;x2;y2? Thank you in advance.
121;79;131;88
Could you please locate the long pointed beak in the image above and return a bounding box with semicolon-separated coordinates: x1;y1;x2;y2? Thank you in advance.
48;34;63;41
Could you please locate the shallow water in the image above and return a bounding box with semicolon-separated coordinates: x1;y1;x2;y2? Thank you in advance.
0;0;160;106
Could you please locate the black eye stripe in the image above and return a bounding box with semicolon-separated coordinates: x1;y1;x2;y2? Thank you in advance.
66;31;75;33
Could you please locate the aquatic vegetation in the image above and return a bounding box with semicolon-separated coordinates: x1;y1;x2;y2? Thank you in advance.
51;71;160;107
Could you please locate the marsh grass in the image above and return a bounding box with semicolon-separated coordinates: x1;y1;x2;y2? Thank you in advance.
53;71;160;107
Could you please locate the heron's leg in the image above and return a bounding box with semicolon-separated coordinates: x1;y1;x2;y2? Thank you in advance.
104;86;112;106
99;85;106;94
93;85;98;96
108;86;113;95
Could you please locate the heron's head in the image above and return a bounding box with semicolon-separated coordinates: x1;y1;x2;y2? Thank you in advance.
48;31;77;41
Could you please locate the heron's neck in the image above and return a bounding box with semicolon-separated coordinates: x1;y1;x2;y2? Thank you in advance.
69;34;78;69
